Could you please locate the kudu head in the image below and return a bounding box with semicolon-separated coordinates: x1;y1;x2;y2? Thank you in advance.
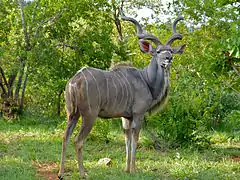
120;8;186;68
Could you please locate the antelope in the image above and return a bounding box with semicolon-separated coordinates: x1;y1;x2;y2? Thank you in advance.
58;8;186;179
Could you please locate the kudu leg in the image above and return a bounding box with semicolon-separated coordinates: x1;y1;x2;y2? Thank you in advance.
124;128;132;172
122;117;132;173
130;115;143;173
58;114;79;179
75;115;96;178
131;127;140;173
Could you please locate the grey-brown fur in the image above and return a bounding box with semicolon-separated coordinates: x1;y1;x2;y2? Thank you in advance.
68;66;139;118
58;9;186;179
109;61;133;70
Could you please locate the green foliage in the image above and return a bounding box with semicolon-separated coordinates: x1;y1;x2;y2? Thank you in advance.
90;119;111;142
141;0;239;147
1;2;240;180
222;110;240;132
1;0;239;146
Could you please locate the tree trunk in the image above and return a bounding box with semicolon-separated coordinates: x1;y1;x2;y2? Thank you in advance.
0;63;25;119
19;65;28;110
7;73;17;97
112;0;123;41
0;73;7;95
15;58;25;101
0;66;8;95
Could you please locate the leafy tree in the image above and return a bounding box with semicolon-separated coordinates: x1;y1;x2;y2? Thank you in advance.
0;0;239;147
0;0;116;117
143;0;240;146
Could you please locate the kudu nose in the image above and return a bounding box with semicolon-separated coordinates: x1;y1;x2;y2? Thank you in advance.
166;56;172;63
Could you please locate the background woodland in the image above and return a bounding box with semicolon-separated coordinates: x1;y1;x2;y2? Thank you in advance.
0;0;239;146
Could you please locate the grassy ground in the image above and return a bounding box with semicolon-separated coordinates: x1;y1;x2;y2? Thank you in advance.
0;116;239;180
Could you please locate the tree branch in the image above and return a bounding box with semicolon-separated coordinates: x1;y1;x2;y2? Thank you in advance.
7;73;17;97
230;62;240;76
55;43;80;50
0;79;6;95
224;50;240;76
20;65;28;110
0;66;8;88
15;58;25;100
28;0;39;37
222;80;240;94
34;8;66;37
19;0;31;51
112;0;124;41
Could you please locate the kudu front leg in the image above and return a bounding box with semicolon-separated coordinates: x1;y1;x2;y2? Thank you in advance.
130;115;143;173
122;117;132;172
122;117;141;173
131;127;140;173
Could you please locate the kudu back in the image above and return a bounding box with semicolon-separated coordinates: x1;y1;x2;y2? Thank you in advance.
58;9;186;179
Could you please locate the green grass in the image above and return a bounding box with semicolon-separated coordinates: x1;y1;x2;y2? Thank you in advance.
0;116;239;180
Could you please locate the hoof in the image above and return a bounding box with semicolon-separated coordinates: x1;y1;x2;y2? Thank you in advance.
58;175;63;180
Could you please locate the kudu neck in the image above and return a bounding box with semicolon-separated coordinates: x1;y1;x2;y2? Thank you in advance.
143;57;170;99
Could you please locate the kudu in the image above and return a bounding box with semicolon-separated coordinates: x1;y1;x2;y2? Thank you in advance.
58;9;186;179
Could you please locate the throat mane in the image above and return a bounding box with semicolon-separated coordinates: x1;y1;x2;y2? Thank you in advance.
148;68;170;114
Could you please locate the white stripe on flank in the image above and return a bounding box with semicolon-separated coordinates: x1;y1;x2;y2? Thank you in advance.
111;75;118;110
81;71;92;112
76;67;87;74
106;77;109;108
68;82;76;113
138;71;146;84
86;68;101;109
114;72;124;108
116;72;128;108
117;71;131;109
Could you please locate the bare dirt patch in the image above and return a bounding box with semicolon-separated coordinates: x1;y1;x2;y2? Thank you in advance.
231;155;240;162
32;161;58;180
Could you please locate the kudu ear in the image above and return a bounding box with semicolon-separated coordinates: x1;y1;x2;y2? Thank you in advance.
139;40;153;54
172;44;186;55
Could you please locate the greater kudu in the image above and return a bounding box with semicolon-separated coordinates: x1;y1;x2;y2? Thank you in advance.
58;9;186;179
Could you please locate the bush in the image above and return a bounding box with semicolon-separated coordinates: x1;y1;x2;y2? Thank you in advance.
144;68;240;148
221;110;240;132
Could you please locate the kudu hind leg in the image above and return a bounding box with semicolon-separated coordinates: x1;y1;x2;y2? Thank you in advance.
58;114;79;179
75;115;96;178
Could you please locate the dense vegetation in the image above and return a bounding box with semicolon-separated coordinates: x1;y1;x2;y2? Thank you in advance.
0;0;239;179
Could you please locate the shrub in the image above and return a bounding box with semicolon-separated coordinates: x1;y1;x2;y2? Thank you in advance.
144;69;240;148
